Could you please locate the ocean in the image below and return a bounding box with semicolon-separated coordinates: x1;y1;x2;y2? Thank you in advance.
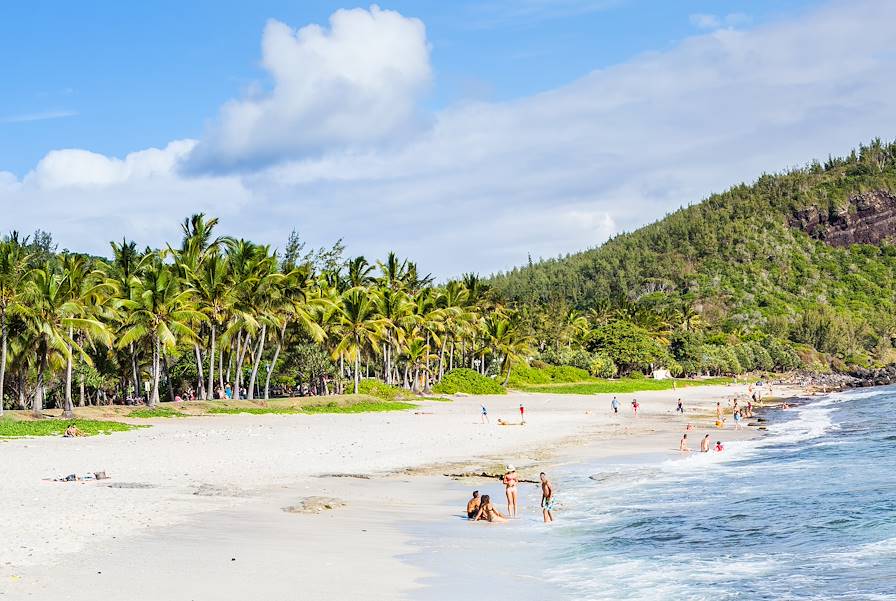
414;387;896;600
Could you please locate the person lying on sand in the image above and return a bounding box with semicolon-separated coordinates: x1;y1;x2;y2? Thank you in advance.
467;491;481;519
472;495;507;523
63;424;85;437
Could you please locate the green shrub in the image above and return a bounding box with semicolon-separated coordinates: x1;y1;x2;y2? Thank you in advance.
433;368;506;395
546;365;590;382
358;379;414;401
589;354;618;378
129;407;186;418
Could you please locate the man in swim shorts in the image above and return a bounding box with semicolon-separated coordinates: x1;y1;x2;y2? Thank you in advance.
540;472;555;523
466;490;481;519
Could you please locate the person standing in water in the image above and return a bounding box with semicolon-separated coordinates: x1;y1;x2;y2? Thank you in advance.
540;472;555;523
503;465;519;518
733;410;743;430
679;433;690;452
700;434;711;452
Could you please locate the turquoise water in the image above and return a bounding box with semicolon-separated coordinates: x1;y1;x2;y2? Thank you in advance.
546;388;896;600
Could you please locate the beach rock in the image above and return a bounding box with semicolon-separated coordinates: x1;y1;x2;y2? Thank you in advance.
282;496;346;514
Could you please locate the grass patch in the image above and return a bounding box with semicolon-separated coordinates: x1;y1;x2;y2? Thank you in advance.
128;407;188;418
0;418;139;438
518;377;733;394
358;379;416;401
432;368;506;395
418;396;452;402
302;400;416;414
207;407;301;415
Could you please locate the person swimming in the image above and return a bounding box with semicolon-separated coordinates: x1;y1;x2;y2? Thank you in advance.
700;434;711;452
472;495;507;523
466;491;481;519
715;441;725;452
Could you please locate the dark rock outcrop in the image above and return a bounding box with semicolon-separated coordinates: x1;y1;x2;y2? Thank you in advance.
790;190;896;246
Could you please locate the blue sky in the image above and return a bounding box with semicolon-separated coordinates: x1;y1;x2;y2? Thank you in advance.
1;0;815;176
0;1;892;277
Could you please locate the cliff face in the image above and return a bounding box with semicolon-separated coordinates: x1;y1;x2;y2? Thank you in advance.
791;190;896;247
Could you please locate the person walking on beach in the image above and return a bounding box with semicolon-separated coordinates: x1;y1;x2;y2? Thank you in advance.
716;401;723;420
503;465;519;518
611;397;620;415
540;472;555;523
519;403;526;424
466;491;481;519
733;410;743;430
676;399;684;414
631;399;640;417
679;433;690;452
480;404;489;424
700;434;711;452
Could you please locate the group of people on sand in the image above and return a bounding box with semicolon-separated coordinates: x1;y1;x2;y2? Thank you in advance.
480;403;526;425
466;467;555;524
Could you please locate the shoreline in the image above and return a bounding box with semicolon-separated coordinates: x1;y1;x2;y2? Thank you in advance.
1;383;806;600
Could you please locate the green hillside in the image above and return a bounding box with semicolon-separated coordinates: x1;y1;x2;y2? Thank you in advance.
489;139;896;374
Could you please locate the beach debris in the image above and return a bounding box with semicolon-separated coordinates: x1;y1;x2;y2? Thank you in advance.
443;471;539;484
317;473;371;479
282;496;346;514
52;471;111;482
107;482;155;489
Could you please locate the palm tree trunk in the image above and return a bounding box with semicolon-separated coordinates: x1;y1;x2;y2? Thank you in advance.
264;323;286;400
219;342;225;390
194;344;206;399
62;326;75;419
502;361;512;386
247;324;267;400
79;374;85;407
130;343;140;400
149;336;161;407
33;344;48;417
449;340;455;372
438;337;447;382
163;354;175;402
206;324;216;399
0;309;7;417
354;349;360;394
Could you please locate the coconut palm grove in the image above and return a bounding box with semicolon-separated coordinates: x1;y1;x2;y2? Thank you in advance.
4;140;896;416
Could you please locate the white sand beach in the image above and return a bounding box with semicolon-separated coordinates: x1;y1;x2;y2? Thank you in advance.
0;383;801;600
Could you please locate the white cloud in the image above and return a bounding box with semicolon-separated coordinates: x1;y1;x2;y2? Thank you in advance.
1;1;895;277
185;5;431;172
0;110;78;124
690;12;751;30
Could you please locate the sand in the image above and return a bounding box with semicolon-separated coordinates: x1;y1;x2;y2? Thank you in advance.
0;383;800;600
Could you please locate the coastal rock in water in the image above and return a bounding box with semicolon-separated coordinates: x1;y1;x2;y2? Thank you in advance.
282;496;346;514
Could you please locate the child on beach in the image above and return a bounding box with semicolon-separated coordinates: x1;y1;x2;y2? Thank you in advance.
632;399;640;417
611;397;620;414
715;441;725;452
519;403;526;424
481;405;489;423
733;410;743;430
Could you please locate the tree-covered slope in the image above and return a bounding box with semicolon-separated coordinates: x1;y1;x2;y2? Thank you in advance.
489;139;896;368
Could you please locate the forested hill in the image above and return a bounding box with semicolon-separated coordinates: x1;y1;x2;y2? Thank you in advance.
488;139;896;367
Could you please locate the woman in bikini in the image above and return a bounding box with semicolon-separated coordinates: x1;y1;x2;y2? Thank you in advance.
503;466;519;518
473;495;508;523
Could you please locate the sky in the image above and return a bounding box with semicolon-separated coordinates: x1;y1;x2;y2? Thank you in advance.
1;0;894;279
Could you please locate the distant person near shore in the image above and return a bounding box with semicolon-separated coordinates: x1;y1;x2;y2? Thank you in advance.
676;399;684;413
632;399;640;417
540;472;555;523
611;397;620;414
716;402;723;419
519;403;526;424
679;433;690;452
466;491;481;519
481;404;489;424
700;434;711;452
503;466;519;518
472;495;507;523
733;410;743;430
715;441;725;452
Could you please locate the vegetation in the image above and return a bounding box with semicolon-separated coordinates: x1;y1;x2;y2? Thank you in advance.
0;417;137;437
128;407;187;418
207;407;301;415
433;368;506;395
3;140;895;416
519;377;732;395
490;139;896;375
301;400;416;413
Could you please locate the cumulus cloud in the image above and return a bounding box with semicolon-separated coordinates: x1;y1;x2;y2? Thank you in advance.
690;12;751;30
186;5;431;172
1;1;895;277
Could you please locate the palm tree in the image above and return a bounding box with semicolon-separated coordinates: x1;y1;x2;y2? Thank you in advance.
118;257;203;406
333;287;385;394
0;234;31;415
190;254;233;398
483;311;532;386
22;264;109;417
